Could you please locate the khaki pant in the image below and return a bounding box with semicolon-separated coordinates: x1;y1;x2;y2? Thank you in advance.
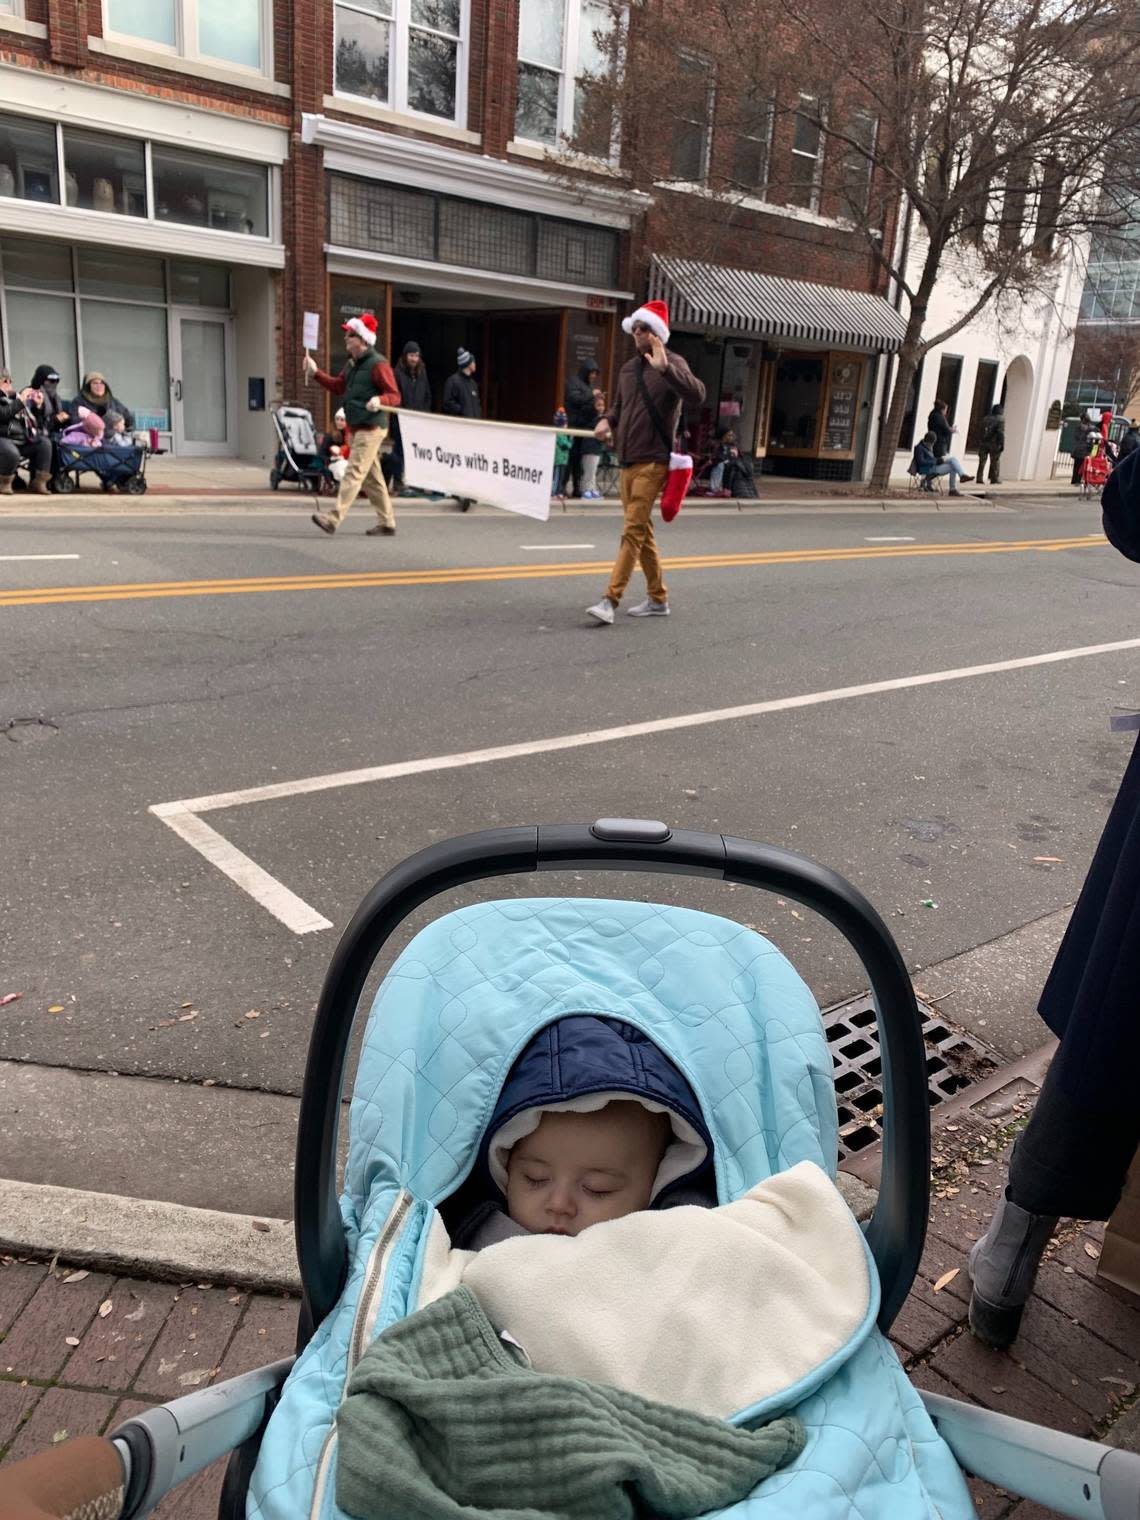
606;460;669;605
327;425;395;528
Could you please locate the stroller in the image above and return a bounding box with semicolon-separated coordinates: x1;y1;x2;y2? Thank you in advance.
270;405;335;494
52;438;150;495
10;821;1140;1519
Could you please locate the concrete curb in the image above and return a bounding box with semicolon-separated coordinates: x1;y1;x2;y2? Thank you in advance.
0;1172;876;1292
0;1178;301;1294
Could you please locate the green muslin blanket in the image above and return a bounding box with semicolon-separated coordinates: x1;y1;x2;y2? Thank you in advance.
336;1285;805;1520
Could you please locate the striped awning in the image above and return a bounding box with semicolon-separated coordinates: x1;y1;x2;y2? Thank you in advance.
649;255;908;353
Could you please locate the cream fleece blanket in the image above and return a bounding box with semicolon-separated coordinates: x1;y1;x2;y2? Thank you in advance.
417;1160;872;1420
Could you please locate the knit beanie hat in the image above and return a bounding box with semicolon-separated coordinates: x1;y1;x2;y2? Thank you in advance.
458;347;475;369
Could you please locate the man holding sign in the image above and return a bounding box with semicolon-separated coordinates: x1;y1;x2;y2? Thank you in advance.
303;312;401;536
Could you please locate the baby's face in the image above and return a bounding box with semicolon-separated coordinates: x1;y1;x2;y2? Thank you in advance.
506;1102;668;1238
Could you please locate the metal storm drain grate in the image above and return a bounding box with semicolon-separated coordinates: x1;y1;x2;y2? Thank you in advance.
824;993;1000;1158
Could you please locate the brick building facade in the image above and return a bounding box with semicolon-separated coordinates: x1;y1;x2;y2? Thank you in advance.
0;0;906;476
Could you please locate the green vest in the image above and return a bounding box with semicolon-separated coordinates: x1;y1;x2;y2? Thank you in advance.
343;347;386;429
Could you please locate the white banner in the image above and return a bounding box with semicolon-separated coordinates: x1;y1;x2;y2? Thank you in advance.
397;411;554;521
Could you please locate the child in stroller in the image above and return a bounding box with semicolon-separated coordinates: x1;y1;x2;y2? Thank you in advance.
7;824;1140;1520
54;406;148;494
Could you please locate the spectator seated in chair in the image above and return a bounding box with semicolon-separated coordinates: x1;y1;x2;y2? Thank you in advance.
910;432;973;496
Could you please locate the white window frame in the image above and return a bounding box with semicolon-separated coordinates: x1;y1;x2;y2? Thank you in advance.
840;108;877;219
0;0;25;18
732;94;774;197
514;0;619;155
102;0;273;80
334;0;471;129
667;51;715;184
789;92;826;213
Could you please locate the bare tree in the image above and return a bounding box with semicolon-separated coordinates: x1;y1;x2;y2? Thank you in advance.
570;0;1140;489
1070;323;1140;415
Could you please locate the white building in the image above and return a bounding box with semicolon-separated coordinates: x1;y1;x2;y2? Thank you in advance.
875;223;1084;484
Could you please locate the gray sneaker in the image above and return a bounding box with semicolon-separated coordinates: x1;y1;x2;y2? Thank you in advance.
967;1189;1058;1347
586;597;615;625
627;598;670;617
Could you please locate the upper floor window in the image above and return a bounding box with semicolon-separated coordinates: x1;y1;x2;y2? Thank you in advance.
840;109;877;218
335;0;468;124
787;93;825;210
104;0;268;73
669;54;714;182
0;1;23;16
515;0;617;151
731;91;774;197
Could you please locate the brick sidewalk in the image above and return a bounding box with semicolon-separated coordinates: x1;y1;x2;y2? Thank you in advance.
2;1108;1139;1518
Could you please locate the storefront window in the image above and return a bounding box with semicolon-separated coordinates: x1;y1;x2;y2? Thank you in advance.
5;291;78;396
769;354;824;450
79;301;169;424
77;248;165;302
0;114;59;206
152;147;268;237
170;261;231;308
63;128;147;218
1;237;73;292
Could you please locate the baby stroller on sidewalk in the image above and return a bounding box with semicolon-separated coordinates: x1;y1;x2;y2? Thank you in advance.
270;405;334;494
6;821;1140;1520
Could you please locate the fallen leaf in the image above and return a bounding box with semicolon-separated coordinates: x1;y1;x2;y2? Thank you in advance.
228;1295;242;1305
932;1268;960;1293
1033;856;1064;864
1084;1242;1102;1260
991;1385;1005;1394
180;1001;194;1009
48;1005;64;1014
0;992;22;1006
244;1010;261;1020
1099;1376;1133;1388
52;1430;68;1444
98;1299;113;1318
252;1220;271;1233
64;1336;80;1347
178;1012;198;1022
62;1270;89;1284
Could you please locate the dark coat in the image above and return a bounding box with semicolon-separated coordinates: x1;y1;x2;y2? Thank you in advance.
566;365;602;456
395;362;431;413
442;369;481;419
927;408;953;459
1036;447;1140;1114
1116;427;1139;462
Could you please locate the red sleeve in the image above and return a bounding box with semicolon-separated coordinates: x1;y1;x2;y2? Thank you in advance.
314;368;347;396
372;361;401;408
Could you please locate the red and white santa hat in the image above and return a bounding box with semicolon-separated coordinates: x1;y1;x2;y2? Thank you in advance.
622;299;670;343
342;312;379;343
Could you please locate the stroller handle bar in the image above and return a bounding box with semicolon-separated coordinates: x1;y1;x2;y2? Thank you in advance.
295;820;930;1342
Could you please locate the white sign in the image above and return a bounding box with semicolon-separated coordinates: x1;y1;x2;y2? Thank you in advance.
397;412;554;521
302;311;320;350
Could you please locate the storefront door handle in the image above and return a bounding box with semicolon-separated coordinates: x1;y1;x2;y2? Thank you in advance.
173;380;183;402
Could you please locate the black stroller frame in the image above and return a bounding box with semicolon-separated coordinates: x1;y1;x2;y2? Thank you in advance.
55;820;1140;1519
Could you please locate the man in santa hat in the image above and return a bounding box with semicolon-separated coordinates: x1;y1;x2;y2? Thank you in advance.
587;300;704;623
303;313;401;536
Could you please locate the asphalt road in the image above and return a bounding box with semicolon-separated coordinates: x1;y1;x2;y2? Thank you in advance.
2;497;1136;1103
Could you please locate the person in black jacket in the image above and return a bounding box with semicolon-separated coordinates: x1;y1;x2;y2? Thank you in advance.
968;445;1140;1348
927;398;955;460
442;349;481;419
0;368;53;493
29;365;70;433
1116;420;1139;464
389;341;432;493
565;362;600;497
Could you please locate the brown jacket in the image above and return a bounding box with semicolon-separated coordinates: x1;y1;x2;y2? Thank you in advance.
605;350;706;465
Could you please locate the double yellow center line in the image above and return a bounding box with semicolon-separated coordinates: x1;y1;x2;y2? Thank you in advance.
0;535;1105;609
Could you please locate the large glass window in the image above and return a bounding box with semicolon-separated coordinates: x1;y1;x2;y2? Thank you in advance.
515;0;616;152
0;114;59;206
840;109;877;219
1;237;73;292
80;301;169;422
787;94;824;210
104;0;266;72
5;292;78;396
77;248;165;301
152;146;268;237
335;0;467;124
64;128;147;218
732;93;774;196
170;261;230;307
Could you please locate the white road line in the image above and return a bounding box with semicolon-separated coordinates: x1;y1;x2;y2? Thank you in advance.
150;633;1140;934
864;537;915;543
519;543;596;550
151;803;333;935
0;553;81;561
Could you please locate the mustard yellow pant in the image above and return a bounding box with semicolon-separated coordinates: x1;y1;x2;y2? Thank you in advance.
606;461;669;605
